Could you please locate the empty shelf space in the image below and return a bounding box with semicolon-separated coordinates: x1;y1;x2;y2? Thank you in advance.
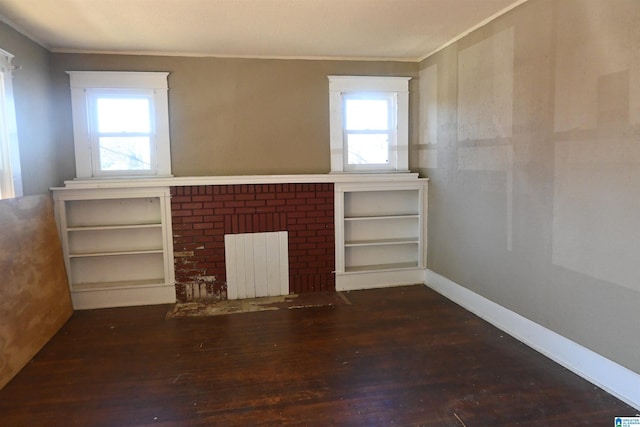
344;262;419;273
67;223;162;231
344;238;419;247
344;214;419;221
69;249;164;258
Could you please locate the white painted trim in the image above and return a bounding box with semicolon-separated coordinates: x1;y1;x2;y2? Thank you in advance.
336;267;425;292
424;269;640;410
68;71;169;89
67;71;171;179
0;51;23;198
52;172;425;190
71;285;175;310
328;75;411;92
328;75;411;174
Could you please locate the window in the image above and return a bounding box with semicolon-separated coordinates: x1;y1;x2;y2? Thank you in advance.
328;76;410;173
0;49;22;199
68;71;171;179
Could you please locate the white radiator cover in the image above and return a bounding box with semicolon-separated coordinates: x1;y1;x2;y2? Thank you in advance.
224;231;289;300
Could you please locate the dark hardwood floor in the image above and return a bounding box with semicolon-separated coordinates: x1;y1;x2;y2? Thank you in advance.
0;285;635;426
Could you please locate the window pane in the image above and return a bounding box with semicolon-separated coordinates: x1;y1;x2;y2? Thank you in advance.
347;134;389;165
345;99;389;130
97;98;150;133
99;137;151;171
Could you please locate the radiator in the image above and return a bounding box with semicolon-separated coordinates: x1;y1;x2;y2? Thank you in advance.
224;231;289;300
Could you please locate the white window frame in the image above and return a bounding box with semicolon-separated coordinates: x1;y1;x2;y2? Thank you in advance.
328;75;410;173
0;49;23;198
68;71;172;179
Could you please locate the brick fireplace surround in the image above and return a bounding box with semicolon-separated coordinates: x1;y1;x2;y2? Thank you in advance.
171;183;335;302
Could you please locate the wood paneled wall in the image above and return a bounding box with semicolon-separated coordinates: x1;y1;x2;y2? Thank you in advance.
0;195;72;390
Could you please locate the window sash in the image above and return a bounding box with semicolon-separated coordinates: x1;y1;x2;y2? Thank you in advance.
87;89;158;176
342;92;397;171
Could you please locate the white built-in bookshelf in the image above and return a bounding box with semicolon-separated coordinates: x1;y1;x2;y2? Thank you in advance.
334;178;428;291
52;187;175;309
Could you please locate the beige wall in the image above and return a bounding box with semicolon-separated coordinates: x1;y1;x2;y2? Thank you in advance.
0;21;57;195
419;0;640;374
50;54;418;180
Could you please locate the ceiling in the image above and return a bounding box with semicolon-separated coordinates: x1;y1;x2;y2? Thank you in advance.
0;0;524;61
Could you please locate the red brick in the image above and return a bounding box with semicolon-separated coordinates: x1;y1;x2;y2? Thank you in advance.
304;210;326;217
256;193;276;200
235;207;256;214
287;211;306;218
275;192;295;199
176;228;204;237
191;195;213;202
308;248;328;256
297;192;317;199
317;203;334;211
203;201;225;209
223;200;245;208
256;206;277;213
173;223;194;230
193;208;214;216
172;209;192;217
308;236;326;243
181;202;203;209
277;205;297;213
287;224;307;231
315;241;335;249
193;222;214;230
203;215;224;223
214;208;235;215
285;198;306;205
235;194;255;201
295;205;315;212
182;216;204;224
315;191;334;198
204;228;225;236
171;195;192;203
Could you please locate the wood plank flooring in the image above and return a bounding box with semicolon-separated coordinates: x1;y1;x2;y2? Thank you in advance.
0;285;635;426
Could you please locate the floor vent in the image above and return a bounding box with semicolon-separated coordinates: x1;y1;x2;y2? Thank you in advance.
224;231;289;300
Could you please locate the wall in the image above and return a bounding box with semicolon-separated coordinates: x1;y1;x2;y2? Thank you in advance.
171;183;335;302
418;0;640;374
0;21;57;195
49;54;418;181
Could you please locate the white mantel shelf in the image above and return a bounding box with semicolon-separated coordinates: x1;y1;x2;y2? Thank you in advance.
52;173;426;191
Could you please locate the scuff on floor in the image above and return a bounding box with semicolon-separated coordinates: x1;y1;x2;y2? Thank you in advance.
166;292;351;319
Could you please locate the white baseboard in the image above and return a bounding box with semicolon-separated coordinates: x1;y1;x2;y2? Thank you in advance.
336;267;425;292
71;285;176;310
424;269;640;411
